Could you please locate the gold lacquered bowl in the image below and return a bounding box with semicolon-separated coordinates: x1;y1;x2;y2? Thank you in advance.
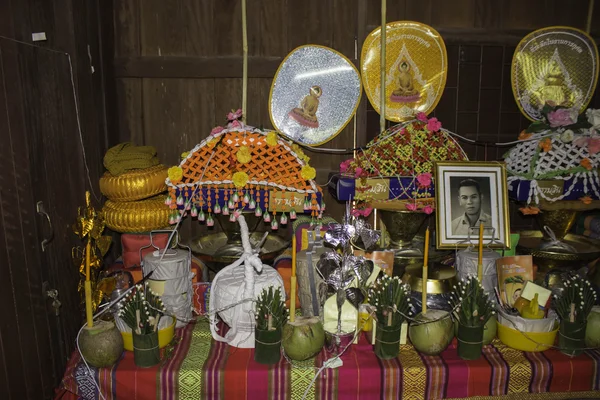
99;165;168;202
402;263;457;294
103;197;171;233
516;230;600;271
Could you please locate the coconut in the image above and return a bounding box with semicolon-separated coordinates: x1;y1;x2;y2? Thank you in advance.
454;314;497;345
409;310;454;355
282;316;325;360
585;306;600;348
78;320;124;368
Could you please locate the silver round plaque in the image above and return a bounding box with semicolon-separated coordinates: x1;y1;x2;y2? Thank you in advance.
269;45;362;147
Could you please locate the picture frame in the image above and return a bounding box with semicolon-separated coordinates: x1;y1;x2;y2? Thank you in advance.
434;161;511;249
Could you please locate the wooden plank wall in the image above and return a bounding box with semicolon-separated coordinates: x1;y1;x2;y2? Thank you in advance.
112;0;599;235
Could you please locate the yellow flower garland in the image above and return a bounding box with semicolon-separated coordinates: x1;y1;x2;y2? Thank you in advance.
236;146;252;164
232;171;249;188
168;166;183;184
301;165;316;180
266;131;278;147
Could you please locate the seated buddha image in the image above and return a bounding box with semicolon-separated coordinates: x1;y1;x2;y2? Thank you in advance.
390;61;421;104
532;59;575;107
288;85;322;129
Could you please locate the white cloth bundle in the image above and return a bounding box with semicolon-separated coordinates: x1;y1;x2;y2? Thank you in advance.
143;249;194;328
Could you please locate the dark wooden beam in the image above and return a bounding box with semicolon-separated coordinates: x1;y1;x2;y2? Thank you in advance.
114;56;283;78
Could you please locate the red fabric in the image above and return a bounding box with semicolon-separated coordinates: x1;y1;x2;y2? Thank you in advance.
121;233;170;268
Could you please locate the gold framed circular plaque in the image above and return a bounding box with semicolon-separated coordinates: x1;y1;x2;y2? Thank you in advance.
361;21;447;122
269;45;362;147
512;26;599;121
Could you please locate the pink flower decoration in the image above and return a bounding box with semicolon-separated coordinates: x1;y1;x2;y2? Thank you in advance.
416;173;432;188
416;112;428;122
423;205;434;215
340;158;353;173
354;167;363;178
547;108;577;127
589;138;600;155
405;203;417;211
229;120;242;129
227;108;243;121
426;117;442;132
351;207;373;217
210;126;224;136
574;136;589;147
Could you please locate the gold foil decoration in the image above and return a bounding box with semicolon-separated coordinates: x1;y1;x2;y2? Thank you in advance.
512;26;599;121
361;21;447;122
72;191;112;313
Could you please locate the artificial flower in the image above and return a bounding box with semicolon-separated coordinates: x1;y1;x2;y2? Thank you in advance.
206;137;217;149
301;165;316;180
354;167;364;178
560;129;575;143
340;158;353;173
539;138;552;152
232;171;249;188
180;151;189;160
426;117;442;132
422;205;434;215
518;130;532;141
589;138;600;155
227;108;243;121
229;120;242;129
266;131;278;147
580;158;593;170
350;207;373;217
580;195;593;205
416;172;432;188
236;146;252;164
519;206;540;215
211;126;224;136
574;136;589;147
547;108;578;127
405;203;417;211
586;108;600;129
291;144;310;162
416;112;428;122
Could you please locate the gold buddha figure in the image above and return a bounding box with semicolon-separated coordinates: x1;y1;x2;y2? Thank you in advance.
289;85;322;128
533;59;572;107
390;61;420;103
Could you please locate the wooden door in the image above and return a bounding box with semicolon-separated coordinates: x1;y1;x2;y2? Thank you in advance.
0;0;108;398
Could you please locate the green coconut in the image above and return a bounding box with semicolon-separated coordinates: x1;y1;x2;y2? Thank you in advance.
454;314;497;345
585;306;600;348
78;320;124;367
409;310;454;355
282;316;325;360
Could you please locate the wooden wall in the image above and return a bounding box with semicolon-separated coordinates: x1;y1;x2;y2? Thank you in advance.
110;0;600;235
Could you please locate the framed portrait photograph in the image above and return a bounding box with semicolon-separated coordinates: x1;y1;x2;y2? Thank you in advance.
434;161;511;249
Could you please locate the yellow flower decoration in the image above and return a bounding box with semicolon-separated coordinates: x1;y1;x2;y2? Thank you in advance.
168;166;183;184
232;171;249;188
266;131;278;147
301;165;316;180
180;151;189;160
236;146;252;164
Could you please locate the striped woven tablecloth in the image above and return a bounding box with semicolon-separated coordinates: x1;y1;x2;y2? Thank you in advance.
59;318;600;400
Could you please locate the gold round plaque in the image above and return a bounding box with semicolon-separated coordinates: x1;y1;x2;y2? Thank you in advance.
511;26;599;121
361;21;447;122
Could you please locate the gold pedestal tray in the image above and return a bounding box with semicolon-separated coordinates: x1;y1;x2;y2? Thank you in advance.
516;230;600;271
188;232;289;272
401;263;457;294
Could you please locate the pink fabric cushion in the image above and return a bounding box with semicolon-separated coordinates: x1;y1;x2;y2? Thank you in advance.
121;233;170;268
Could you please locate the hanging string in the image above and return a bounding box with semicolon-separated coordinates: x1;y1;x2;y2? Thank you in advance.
379;0;387;135
241;0;248;123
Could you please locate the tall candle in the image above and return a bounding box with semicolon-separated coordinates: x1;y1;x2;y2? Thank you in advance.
291;235;297;277
422;227;430;314
478;223;484;281
85;238;93;327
